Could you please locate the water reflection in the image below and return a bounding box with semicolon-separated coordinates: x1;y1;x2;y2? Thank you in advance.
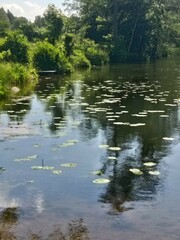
0;58;180;238
32;59;180;215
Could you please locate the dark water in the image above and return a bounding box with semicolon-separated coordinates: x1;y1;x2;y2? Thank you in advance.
0;57;180;239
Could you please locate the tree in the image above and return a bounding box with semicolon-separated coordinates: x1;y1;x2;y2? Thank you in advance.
12;17;35;41
43;4;64;45
0;8;10;36
1;31;29;64
6;9;16;25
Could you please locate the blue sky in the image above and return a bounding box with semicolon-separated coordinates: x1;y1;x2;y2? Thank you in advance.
0;0;65;21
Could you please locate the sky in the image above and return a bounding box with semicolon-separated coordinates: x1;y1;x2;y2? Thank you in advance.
0;0;65;22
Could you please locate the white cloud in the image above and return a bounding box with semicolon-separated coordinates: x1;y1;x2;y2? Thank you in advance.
0;1;46;22
1;3;24;16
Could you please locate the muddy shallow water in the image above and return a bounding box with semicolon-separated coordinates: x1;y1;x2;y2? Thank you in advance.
0;57;180;239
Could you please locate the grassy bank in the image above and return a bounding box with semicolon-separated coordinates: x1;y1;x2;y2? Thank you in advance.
0;62;38;99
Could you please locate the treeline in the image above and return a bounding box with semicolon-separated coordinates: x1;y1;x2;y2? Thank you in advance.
0;4;109;72
0;4;110;98
64;0;180;62
0;0;180;80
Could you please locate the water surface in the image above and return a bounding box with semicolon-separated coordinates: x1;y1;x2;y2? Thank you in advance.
0;57;180;239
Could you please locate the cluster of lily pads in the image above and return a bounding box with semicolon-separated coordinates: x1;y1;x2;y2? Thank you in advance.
129;161;160;176
2;76;179;188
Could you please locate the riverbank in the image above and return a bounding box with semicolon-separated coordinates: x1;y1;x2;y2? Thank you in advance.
0;62;38;99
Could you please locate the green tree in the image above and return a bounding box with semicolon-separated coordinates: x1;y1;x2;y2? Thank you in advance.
0;8;10;36
43;4;64;45
1;31;29;63
12;17;35;41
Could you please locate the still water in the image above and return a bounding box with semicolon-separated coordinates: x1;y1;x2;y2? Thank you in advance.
0;57;180;239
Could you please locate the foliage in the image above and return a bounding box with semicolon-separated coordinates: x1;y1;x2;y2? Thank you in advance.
0;8;10;37
77;38;109;65
0;31;29;63
12;17;35;41
43;4;64;45
65;0;180;62
64;33;74;57
70;49;91;68
31;41;72;73
0;62;37;98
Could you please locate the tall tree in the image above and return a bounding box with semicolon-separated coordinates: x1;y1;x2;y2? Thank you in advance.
43;4;64;45
0;8;10;36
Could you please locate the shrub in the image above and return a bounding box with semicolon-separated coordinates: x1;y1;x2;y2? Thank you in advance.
0;62;37;98
32;41;72;73
1;31;29;63
70;49;90;68
77;38;109;65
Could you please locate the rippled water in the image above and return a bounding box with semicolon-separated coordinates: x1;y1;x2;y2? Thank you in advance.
0;57;180;239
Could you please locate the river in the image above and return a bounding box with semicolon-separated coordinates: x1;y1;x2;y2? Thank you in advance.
0;57;180;239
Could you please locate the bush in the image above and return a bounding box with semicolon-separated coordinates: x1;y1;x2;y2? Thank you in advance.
77;38;109;65
32;41;72;73
0;31;29;63
70;49;90;68
0;62;37;98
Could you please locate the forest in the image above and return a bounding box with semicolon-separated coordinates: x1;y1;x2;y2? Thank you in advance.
0;0;180;98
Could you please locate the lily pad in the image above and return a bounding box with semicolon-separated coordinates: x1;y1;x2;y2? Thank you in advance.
93;178;110;184
91;170;103;175
66;139;79;143
61;142;75;147
143;162;156;167
108;156;117;160
14;155;38;162
52;170;62;175
129;168;143;175
99;144;109;148
163;137;174;141
109;147;121;151
130;123;146;127
60;163;77;168
149;170;160;175
31;166;54;170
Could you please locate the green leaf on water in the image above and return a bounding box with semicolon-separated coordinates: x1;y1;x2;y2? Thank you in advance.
61;142;75;147
130;123;146;127
60;163;77;168
52;170;62;175
143;162;156;167
99;144;109;149
66;139;79;143
129;168;143;175
163;137;174;141
90;170;103;176
149;170;160;175
93;178;110;184
31;166;54;170
108;156;117;160
109;147;121;151
14;155;38;162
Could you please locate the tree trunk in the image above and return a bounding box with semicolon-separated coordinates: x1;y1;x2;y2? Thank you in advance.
128;13;139;53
